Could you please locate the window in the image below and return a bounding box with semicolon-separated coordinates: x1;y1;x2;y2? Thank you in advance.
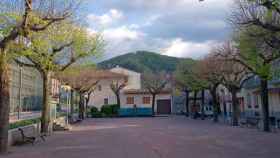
98;85;102;91
104;98;108;105
143;97;151;104
126;97;134;104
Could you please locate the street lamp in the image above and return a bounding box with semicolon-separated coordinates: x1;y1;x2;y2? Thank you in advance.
84;94;89;118
61;85;71;125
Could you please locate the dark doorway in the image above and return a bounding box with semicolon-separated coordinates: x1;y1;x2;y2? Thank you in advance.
157;99;171;114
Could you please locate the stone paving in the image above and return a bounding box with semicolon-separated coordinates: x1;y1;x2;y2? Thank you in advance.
2;116;280;158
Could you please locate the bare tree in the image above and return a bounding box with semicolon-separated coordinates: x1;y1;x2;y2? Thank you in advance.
232;0;280;49
58;67;101;120
110;80;127;107
143;72;169;116
174;59;198;117
229;0;280;131
197;53;224;122
215;42;252;126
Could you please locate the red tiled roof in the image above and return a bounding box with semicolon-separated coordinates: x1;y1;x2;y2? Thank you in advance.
93;70;127;79
123;89;171;95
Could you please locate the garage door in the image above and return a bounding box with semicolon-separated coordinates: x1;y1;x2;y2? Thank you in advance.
157;99;171;114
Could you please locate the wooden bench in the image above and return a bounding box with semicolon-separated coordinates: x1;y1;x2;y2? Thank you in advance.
239;118;247;127
240;117;260;129
18;128;46;145
247;118;260;128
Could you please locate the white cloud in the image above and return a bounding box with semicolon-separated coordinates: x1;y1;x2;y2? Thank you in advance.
105;0;233;13
87;9;124;27
161;38;215;58
86;28;97;35
143;14;161;26
103;26;145;41
84;0;232;61
125;14;161;31
128;24;140;29
99;31;214;60
202;20;227;29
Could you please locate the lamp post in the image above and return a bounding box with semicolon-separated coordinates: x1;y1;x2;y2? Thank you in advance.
184;88;190;117
61;85;71;125
84;94;89;118
220;89;226;122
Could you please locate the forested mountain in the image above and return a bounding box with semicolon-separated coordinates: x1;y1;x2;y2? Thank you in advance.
98;51;194;73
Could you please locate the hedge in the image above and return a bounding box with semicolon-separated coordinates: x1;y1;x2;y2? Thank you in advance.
90;106;102;118
90;104;120;118
101;104;119;116
9;118;41;130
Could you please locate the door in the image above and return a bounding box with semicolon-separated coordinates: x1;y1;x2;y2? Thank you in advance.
157;99;171;114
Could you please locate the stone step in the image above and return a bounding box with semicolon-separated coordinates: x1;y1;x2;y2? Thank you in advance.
53;123;71;131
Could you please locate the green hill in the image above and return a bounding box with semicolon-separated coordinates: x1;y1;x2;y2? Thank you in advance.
97;51;194;73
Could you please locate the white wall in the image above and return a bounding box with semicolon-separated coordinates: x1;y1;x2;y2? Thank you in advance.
110;67;141;90
89;67;173;112
88;79;118;109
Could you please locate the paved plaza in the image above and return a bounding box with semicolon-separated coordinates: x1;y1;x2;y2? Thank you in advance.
2;116;280;158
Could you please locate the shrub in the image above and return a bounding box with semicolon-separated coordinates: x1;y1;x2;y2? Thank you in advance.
90;106;98;113
101;105;112;116
9;118;41;130
111;104;120;115
90;106;102;118
101;104;119;117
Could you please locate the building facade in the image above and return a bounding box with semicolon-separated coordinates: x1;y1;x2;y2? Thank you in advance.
9;62;43;114
88;66;173;116
242;79;280;119
9;62;62;122
88;69;128;109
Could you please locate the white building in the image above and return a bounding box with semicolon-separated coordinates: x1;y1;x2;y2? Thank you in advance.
88;66;173;116
88;69;127;108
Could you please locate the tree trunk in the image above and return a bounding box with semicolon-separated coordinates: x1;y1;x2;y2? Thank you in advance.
152;94;156;116
193;91;197;119
70;89;74;117
231;87;239;126
85;93;90;118
79;93;85;120
116;93;121;107
0;52;10;154
41;71;51;134
210;87;219;123
260;79;270;132
201;90;205;120
185;90;189;117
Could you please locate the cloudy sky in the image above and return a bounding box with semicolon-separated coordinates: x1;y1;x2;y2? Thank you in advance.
82;0;234;60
